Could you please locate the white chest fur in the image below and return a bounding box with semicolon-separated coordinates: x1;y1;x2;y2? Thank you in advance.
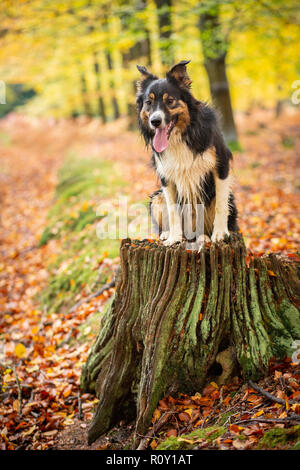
155;132;216;204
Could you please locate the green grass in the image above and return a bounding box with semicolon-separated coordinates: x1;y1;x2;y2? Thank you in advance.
39;230;120;313
39;153;127;313
157;426;225;450
281;136;294;149
39;154;126;245
156;424;300;450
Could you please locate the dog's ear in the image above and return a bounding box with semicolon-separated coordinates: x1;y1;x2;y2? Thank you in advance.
166;60;192;89
136;65;157;96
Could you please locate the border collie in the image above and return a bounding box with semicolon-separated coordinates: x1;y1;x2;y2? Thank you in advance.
136;60;238;247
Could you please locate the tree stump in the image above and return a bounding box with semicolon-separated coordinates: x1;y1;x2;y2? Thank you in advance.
80;234;300;447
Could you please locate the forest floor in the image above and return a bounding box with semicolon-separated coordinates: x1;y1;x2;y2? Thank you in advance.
0;108;299;451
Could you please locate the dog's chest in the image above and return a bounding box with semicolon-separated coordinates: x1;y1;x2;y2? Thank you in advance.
155;137;215;202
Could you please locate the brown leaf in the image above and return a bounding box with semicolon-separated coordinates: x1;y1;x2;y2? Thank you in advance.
166;429;177;437
178;412;191;423
232;438;253;450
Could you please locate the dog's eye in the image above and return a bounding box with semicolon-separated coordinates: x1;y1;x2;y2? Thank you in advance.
167;97;175;105
145;100;152;106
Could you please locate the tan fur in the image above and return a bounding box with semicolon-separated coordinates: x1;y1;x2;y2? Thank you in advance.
140;108;149;125
171;100;190;131
211;172;233;241
169;69;192;88
162;94;190;132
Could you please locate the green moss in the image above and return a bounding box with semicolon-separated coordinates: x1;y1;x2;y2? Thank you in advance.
39;154;126;246
77;297;114;344
39;151;149;316
39;230;120;313
217;410;235;425
292;440;300;450
257;425;300;449
157;426;225;450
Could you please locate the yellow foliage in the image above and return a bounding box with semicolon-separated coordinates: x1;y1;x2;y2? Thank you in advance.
0;0;298;117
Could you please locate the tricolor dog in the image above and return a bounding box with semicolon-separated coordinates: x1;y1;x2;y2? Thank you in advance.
136;60;238;247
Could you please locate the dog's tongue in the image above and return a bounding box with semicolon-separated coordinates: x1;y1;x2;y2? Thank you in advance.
153;126;169;153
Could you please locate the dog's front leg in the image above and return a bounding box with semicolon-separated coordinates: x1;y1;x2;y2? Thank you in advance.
211;174;231;242
162;183;182;246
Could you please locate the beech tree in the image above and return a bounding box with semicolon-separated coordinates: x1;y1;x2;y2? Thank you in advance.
199;3;237;143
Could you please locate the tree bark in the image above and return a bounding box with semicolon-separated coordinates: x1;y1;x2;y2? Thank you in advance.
199;9;237;143
106;51;120;120
203;54;237;143
123;31;152;131
81;234;300;447
80;72;93;117
154;0;174;66
93;52;107;123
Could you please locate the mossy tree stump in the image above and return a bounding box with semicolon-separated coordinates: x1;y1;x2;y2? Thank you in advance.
80;234;300;447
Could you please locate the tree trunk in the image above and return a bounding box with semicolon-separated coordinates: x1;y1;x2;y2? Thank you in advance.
199;9;237;144
80;72;93;117
154;0;174;66
105;52;120;120
81;234;300;447
203;54;237;144
122;20;152;131
93;52;107;123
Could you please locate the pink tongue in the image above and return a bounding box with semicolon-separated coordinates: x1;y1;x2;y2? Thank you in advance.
153;127;169;153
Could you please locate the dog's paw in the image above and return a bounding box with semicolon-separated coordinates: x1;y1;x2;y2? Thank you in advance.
163;234;182;246
211;230;229;243
196;234;211;252
160;231;170;241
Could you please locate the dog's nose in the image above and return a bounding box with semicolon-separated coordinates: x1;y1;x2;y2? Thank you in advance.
150;117;162;128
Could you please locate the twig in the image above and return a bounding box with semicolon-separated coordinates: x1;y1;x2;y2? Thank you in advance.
136;412;172;450
56;327;77;349
19;245;37;256
201;386;224;428
68;280;115;313
201;408;216;429
232;416;300;426
223;411;241;427
12;364;22;415
279;376;294;395
248;380;298;406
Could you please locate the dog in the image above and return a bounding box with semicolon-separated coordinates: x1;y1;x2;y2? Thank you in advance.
136;60;238;247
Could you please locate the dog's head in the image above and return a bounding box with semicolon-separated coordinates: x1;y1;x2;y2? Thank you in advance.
136;60;197;152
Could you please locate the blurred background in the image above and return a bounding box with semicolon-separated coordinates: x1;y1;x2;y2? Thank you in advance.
0;0;299;140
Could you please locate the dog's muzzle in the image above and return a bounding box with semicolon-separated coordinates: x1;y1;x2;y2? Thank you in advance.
149;111;166;130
